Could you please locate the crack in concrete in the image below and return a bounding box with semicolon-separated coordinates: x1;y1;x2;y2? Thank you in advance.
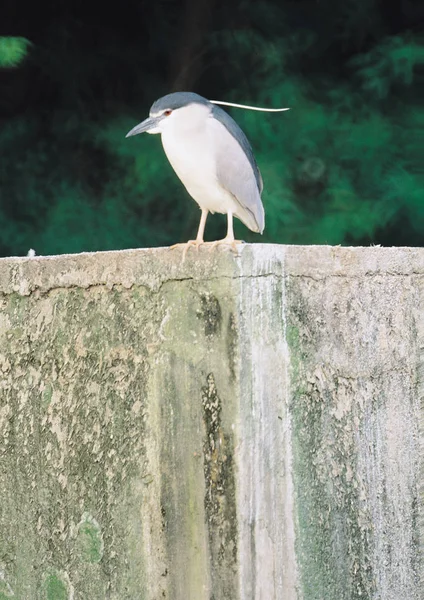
3;268;423;298
0;273;283;298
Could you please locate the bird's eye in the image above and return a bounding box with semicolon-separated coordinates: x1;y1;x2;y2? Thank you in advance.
164;109;172;116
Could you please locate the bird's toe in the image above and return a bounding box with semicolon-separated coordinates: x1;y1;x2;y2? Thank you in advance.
208;238;245;254
170;239;205;263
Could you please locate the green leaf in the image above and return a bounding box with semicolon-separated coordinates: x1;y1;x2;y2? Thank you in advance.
0;37;31;67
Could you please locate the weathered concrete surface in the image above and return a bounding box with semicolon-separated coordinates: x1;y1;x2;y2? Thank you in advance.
0;245;422;599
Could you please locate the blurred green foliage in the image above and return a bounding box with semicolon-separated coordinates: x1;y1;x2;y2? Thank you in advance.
0;1;422;256
0;36;31;67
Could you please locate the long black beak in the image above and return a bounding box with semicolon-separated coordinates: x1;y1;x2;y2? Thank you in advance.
125;116;160;137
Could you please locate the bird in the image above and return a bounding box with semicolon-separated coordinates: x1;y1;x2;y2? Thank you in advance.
126;92;288;258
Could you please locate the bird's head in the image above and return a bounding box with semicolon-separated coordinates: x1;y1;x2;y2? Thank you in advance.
126;92;212;138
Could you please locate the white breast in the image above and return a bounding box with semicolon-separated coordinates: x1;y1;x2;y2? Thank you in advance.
160;114;239;215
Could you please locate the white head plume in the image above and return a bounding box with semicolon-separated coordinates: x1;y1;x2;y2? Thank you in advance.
210;99;290;112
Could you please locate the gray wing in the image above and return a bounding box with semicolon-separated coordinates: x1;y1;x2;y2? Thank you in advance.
211;105;264;233
212;105;263;193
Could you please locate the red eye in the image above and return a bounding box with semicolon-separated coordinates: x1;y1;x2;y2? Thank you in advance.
164;109;172;116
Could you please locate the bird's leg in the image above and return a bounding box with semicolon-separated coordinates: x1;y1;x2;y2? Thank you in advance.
194;208;208;246
170;209;209;261
224;210;235;244
208;211;244;253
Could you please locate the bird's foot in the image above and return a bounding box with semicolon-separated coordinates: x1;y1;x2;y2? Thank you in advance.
170;238;244;263
170;239;205;262
207;237;244;254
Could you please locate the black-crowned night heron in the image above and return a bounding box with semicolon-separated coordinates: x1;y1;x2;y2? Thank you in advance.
126;92;288;257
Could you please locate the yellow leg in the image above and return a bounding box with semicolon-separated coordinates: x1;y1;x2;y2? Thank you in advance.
171;210;244;261
208;211;243;253
170;209;209;261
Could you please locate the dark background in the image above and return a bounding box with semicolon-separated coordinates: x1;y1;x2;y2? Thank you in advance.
1;0;423;257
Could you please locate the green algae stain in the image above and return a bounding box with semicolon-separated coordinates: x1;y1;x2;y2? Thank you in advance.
42;383;53;409
0;579;14;599
77;512;104;563
0;569;15;599
226;312;238;381
44;573;68;600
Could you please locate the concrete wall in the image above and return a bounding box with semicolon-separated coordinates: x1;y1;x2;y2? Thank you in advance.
0;245;422;599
